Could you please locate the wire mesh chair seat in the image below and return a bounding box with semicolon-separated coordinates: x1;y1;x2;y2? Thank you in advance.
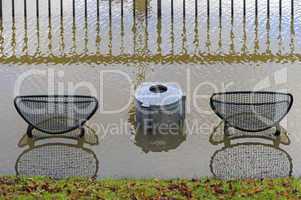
14;95;98;137
210;91;293;136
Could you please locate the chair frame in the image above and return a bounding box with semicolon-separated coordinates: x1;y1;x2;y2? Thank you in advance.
210;91;293;136
14;95;99;137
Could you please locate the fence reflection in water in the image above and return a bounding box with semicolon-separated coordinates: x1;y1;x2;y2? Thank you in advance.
0;0;299;64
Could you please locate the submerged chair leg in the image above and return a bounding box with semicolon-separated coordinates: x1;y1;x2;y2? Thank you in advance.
274;123;281;136
79;126;85;137
26;125;34;138
223;122;231;146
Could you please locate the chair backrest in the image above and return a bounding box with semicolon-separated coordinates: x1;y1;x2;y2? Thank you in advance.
210;91;293;132
14;95;98;134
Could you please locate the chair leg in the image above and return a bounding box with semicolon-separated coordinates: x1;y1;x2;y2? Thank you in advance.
223;122;231;146
274;123;281;136
26;125;34;138
79;127;85;138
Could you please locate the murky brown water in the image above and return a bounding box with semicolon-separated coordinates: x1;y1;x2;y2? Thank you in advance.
0;0;300;64
0;0;301;179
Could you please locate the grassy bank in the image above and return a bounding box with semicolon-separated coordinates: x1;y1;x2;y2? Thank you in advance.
0;176;301;199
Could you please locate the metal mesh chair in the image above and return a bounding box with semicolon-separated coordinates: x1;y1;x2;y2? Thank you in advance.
14;95;98;137
15;143;99;179
210;91;293;136
210;143;292;180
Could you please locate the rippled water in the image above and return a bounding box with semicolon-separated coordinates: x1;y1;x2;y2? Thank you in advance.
0;0;300;64
0;0;301;180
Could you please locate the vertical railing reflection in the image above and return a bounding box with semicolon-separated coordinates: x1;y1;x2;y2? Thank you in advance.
182;11;187;54
11;19;16;56
72;18;76;54
47;19;52;55
241;18;247;53
35;16;41;56
218;15;222;52
290;16;295;54
144;11;148;56
109;8;112;56
96;13;101;54
194;12;199;54
0;0;299;63
170;2;174;55
278;16;283;54
156;11;162;54
132;1;136;55
266;19;271;54
22;17;28;55
230;18;234;54
84;18;88;54
59;15;65;55
206;15;211;52
120;9;125;54
0;20;3;56
254;16;259;53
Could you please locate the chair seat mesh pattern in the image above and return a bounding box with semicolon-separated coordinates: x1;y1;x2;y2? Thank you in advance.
15;96;98;134
15;143;98;179
210;92;293;131
210;143;292;180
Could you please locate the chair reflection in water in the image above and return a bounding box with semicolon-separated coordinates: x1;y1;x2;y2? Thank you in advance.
209;91;293;180
14;95;98;138
15;128;99;179
210;142;292;180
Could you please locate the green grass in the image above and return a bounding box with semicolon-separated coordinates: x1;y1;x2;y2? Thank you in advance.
0;176;301;199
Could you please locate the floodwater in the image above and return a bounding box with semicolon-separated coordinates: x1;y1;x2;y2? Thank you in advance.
0;0;301;179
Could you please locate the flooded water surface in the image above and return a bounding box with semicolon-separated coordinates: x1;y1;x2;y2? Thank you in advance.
0;0;301;179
